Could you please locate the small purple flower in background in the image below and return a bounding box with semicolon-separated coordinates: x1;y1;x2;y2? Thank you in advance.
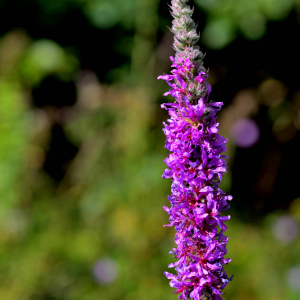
93;258;118;284
287;266;300;291
230;118;260;148
272;215;299;244
159;1;233;299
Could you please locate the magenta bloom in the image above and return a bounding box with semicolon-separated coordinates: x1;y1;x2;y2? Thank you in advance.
159;1;233;299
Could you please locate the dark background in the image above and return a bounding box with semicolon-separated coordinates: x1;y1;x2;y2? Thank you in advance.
0;0;300;299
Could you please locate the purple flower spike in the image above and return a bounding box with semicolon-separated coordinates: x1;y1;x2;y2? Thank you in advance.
159;1;233;299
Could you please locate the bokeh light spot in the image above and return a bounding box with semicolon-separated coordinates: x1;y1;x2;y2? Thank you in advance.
27;40;65;72
230;118;260;148
258;78;287;107
93;258;118;284
202;17;236;49
272;215;299;244
287;266;300;291
86;2;119;29
239;12;266;40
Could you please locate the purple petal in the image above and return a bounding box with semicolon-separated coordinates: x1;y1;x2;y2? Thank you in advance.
164;271;175;279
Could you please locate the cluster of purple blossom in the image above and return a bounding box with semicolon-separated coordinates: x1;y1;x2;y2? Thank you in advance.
159;1;233;299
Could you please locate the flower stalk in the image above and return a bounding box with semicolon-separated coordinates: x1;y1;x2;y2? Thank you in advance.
159;1;233;299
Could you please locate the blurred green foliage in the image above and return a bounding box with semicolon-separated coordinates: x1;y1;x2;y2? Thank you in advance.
197;0;300;48
0;0;300;300
84;0;137;29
